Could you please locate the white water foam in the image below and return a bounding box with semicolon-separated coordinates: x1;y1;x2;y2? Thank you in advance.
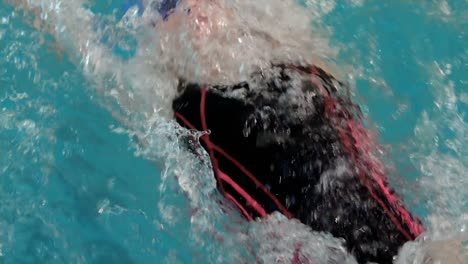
9;0;467;263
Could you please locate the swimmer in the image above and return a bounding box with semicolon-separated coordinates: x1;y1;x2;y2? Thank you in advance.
150;0;426;263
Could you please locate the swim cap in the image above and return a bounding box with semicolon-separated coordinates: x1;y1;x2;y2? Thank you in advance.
121;0;179;20
158;0;179;20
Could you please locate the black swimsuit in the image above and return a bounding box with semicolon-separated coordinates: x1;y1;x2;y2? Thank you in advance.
173;64;424;264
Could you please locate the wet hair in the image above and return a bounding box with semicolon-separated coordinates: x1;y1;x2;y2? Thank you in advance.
173;64;424;264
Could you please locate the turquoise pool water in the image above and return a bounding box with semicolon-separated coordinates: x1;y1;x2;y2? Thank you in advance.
0;0;466;263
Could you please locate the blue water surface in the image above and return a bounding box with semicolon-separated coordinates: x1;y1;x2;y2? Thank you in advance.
0;0;466;263
0;4;193;263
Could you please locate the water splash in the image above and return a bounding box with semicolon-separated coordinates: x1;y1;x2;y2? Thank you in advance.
4;0;467;263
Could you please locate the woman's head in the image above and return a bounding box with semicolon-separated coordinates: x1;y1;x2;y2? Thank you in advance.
154;0;333;84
